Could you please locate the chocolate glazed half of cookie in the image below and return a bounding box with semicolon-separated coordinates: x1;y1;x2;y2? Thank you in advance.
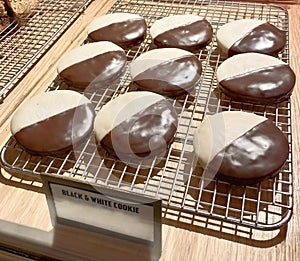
193;111;289;186
153;19;213;51
59;50;126;87
216;19;286;57
14;104;95;156
209;119;289;185
216;53;296;105
228;22;286;57
219;64;296;104
101;99;178;158
130;48;202;97
94;92;178;161
133;57;202;96
89;19;147;48
11;90;96;156
150;15;213;51
87;13;147;49
57;42;127;89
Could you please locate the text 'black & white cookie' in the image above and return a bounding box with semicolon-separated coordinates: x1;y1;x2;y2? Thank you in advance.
193;111;289;185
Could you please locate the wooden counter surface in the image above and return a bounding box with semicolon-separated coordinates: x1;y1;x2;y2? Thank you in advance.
0;1;299;260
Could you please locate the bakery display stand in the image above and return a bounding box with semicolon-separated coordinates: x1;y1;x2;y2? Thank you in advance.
0;0;295;260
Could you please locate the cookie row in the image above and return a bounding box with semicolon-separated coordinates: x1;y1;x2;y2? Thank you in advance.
87;13;213;51
57;44;295;105
57;42;203;97
11;90;178;162
10;89;289;186
57;12;295;105
85;12;287;57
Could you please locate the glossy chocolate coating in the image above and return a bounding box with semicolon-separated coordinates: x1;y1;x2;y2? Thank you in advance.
209;119;289;185
100;99;178;158
219;64;296;104
14;104;95;156
133;56;202;96
229;22;286;56
153;20;213;51
89;19;147;48
59;51;126;88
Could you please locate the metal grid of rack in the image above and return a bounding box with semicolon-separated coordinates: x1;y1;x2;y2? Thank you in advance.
0;0;94;102
0;0;293;230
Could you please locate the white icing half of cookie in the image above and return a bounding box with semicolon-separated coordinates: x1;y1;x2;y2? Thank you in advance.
87;13;145;35
150;14;205;39
193;111;267;167
217;53;285;82
94;91;165;142
216;19;265;54
11;90;91;134
130;48;195;78
57;41;124;73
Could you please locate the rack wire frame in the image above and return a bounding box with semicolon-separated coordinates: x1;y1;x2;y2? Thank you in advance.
0;0;293;230
0;0;94;102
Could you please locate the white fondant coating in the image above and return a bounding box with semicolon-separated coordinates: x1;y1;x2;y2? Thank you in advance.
57;41;124;73
11;90;91;134
150;14;205;39
216;19;265;54
130;48;196;78
217;53;285;82
193;111;267;167
94;91;165;142
87;13;145;35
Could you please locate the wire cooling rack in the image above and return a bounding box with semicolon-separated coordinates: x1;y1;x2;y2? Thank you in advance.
0;0;94;102
0;0;293;230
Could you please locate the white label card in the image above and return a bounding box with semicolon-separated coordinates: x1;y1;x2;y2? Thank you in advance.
48;182;160;243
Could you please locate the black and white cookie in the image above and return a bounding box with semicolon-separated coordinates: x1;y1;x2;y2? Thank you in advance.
216;19;286;57
216;53;296;104
87;13;147;48
11;90;95;156
130;48;202;96
94;91;178;160
193;111;289;185
150;14;213;51
57;41;127;88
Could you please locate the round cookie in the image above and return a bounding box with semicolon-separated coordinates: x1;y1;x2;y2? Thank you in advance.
150;14;213;51
87;13;147;48
216;53;296;104
193;111;289;185
11;90;95;156
94;91;178;160
216;19;286;57
130;48;202;96
57;41;127;88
